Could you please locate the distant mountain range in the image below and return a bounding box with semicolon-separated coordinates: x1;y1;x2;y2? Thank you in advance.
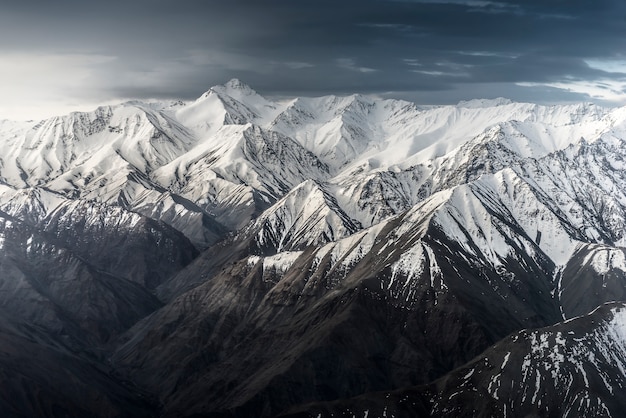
1;79;626;417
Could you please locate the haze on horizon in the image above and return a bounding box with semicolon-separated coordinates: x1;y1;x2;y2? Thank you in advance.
0;0;625;120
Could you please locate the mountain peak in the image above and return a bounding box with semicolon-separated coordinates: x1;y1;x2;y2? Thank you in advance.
211;78;257;96
225;78;252;90
457;97;515;108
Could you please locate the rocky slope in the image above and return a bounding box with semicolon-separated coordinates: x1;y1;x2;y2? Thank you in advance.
281;302;626;418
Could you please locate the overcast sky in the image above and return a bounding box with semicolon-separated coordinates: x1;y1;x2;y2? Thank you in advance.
1;0;625;120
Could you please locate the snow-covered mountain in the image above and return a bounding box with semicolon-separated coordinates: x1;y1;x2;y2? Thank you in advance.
3;80;626;416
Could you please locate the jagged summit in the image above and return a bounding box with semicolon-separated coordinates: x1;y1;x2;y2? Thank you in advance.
457;97;514;108
198;78;259;102
213;77;257;94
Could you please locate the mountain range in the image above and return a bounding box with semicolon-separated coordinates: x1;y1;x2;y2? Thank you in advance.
1;79;626;417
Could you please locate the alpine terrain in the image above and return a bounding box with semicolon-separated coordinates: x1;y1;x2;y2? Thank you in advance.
2;79;626;417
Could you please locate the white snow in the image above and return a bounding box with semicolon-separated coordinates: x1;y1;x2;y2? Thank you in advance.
389;244;426;290
583;246;626;275
262;251;303;274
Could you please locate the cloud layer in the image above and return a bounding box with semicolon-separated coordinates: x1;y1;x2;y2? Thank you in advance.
1;0;625;119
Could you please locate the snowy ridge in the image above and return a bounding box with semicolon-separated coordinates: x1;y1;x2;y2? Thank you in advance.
2;79;626;250
249;179;360;253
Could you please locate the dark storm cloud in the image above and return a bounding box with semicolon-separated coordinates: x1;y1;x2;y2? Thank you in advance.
1;0;625;114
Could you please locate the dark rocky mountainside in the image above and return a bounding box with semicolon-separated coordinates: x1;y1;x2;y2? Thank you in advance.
281;302;626;418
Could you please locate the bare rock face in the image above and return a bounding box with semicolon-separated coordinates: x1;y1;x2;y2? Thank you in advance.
280;302;626;418
2;82;626;416
0;315;156;418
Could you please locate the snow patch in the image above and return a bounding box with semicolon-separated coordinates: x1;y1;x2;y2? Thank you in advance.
584;247;626;275
262;251;303;274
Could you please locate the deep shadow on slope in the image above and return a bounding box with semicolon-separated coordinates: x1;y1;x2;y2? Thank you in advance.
280;302;626;418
